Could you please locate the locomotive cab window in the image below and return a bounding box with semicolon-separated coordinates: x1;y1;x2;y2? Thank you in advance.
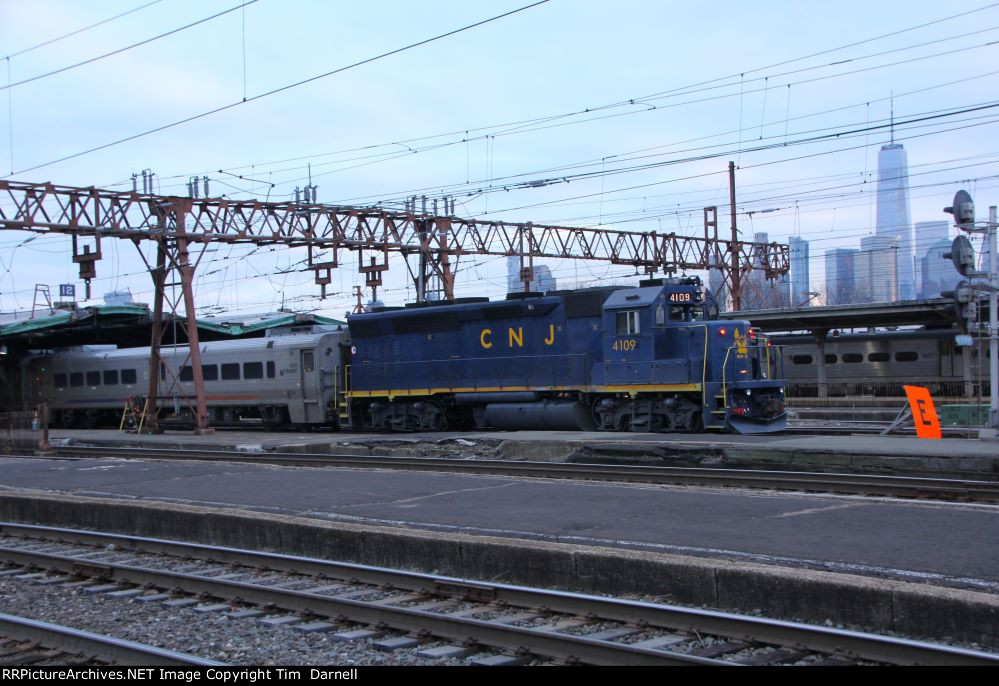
616;310;640;335
670;305;691;322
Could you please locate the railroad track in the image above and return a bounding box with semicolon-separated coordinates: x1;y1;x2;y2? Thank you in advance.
0;523;996;666
0;612;222;666
25;444;999;502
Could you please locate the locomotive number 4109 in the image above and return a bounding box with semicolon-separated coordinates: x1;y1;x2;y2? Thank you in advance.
669;292;692;302
612;339;638;351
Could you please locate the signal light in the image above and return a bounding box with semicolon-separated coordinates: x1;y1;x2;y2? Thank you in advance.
719;328;727;336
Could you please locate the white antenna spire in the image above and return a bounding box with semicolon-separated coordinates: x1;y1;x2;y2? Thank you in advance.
890;91;894;145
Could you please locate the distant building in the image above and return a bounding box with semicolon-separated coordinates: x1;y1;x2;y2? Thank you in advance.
506;256;556;293
103;290;134;306
920;237;961;300
913;221;949;296
858;234;899;303
788;236;810;307
875;144;914;300
824;248;858;305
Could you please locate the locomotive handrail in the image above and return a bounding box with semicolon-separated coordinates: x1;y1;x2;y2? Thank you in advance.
721;347;732;408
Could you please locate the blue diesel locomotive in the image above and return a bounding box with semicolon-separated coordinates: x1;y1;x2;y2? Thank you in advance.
345;277;786;434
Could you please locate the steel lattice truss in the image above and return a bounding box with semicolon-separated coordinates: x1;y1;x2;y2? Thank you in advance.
0;181;789;300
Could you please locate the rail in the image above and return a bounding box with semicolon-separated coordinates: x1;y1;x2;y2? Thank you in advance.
0;612;223;666
1;523;994;666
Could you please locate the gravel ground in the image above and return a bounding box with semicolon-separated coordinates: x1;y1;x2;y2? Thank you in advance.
0;575;484;665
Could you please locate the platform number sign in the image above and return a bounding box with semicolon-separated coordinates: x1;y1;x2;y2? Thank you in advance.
59;284;75;298
903;385;942;440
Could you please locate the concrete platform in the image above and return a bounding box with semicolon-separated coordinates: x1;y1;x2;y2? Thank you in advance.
0;454;997;648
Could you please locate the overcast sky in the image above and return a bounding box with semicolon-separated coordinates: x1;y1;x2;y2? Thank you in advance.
1;0;997;318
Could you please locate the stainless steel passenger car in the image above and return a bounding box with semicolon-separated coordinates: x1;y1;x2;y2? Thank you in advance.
23;329;349;428
776;329;978;397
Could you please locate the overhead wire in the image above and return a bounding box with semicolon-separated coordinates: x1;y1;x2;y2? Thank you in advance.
91;4;999;195
2;0;552;178
1;0;165;60
1;1;260;91
101;14;999;197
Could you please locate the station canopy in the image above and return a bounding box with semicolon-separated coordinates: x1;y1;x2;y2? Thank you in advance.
0;304;344;353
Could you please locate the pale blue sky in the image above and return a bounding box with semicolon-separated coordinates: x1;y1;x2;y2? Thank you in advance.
1;0;997;316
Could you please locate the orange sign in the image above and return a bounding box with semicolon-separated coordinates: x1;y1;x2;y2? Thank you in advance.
903;385;942;439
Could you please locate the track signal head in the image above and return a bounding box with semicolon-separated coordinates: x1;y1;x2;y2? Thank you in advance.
943;235;977;278
944;190;976;232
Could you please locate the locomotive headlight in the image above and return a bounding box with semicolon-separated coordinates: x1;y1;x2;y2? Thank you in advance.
719;328;727;336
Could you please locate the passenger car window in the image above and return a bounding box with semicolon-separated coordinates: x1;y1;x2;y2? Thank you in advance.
121;369;137;384
202;364;218;381
244;362;263;379
86;371;101;386
70;373;83;387
303;351;315;372
221;363;240;380
54;373;67;387
103;370;119;385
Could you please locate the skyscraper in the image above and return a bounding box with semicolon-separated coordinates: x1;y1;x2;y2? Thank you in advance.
875;143;915;299
788;236;810;307
915;221;951;298
858;234;899;303
920;237;961;300
739;232;790;310
825;248;858;305
506;256;555;294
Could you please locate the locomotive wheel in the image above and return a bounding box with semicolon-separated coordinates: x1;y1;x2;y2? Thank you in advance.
683;410;703;433
430;412;448;432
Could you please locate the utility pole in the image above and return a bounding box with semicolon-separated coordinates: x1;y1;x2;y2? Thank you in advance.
989;204;998;432
729;161;742;310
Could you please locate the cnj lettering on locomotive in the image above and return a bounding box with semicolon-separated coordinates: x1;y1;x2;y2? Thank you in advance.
480;324;557;349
